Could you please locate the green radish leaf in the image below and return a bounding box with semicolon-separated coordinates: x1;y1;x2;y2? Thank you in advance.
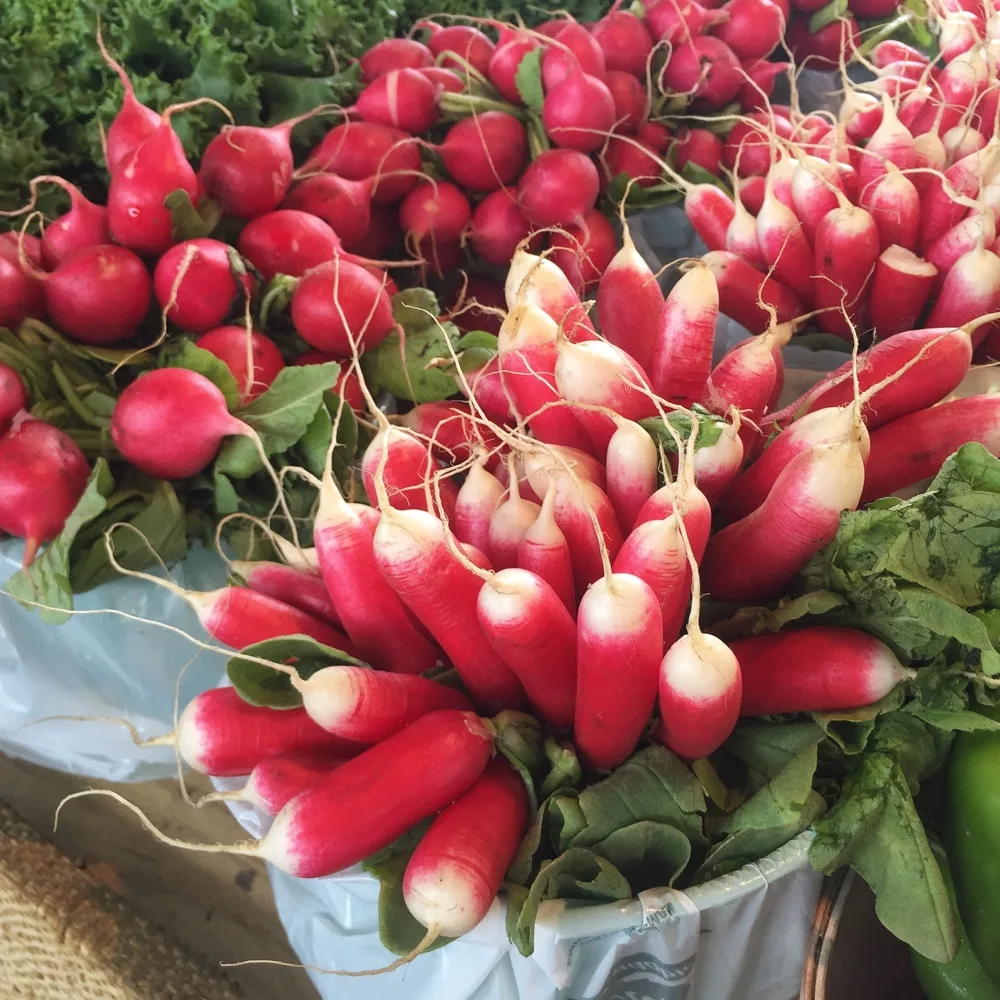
904;707;1000;732
392;287;441;331
213;469;241;516
361;319;464;403
165;188;222;240
640;404;727;454
292;390;359;486
514;48;544;114
811;688;907;756
493;710;547;814
160;337;242;411
539;738;582;799
590;821;692;890
227;634;367;708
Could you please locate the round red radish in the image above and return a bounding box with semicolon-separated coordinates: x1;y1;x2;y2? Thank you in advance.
517;149;600;227
637;120;671;152
605;71;647;133
348;202;401;258
399;181;472;244
98;30;162;173
359;38;433;83
603;136;663;188
237;210;341;282
541;23;607;90
714;0;785;62
32;178;110;269
0;415;90;566
662;38;743;109
153;238;249;334
448;275;507;338
722;114;794;176
417;66;465;94
0;365;28;432
414;237;464;278
467;190;533;267
487;33;539;105
787;16;861;66
41;244;151;345
645;0;726;43
591;11;654;77
111;368;248;479
355;68;440;134
673;128;724;176
302;122;421;204
0;238;45;329
550;209;617;293
196;326;285;404
421;24;495;75
281;174;374;250
437;112;528;192
290;258;395;358
543;69;616;152
739;60;791;113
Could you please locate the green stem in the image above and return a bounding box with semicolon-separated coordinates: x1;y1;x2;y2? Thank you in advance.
258;275;298;331
52;363;110;429
0;343;50;386
62;427;119;457
855;11;915;58
435;52;493;92
439;92;527;121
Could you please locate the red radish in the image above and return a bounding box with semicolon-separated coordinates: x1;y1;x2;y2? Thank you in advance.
732;627;912;715
195;326;284;404
349;202;401;258
0;365;27;432
294;352;366;411
517;149;600;228
637;120;671;152
401;401;501;468
605;70;647;133
861;394;1000;502
662;38;742;110
237;210;341;282
842;93;883;144
701;327;783;429
768;152;799;212
416;66;465;93
541;22;607;90
477;568;577;727
0;238;45;329
918;143;1000;252
542;68;616;153
591;11;654;77
359;38;434;83
448;275;506;338
173;687;363;777
467;190;533;266
111;368;253;479
714;0;784;65
701;437;866;601
401;759;527;945
355;68;439;134
37;244;151;345
24;177;110;269
603;136;663;188
755;178;815;305
515;484;576;616
437;112;528;192
414;237;462;277
739;61;790;113
575;573;663;770
504;248;597;342
233;560;341;629
858;97;916;193
487;33;540;104
786;16;860;67
302;122;421;204
648;263;719;406
290;257;395;358
0;415;89;567
633;476;713;553
97;28;161;173
868;246;937;337
871;41;929;69
644;0;726;43
420;23;494;75
943;124;987;163
926;248;1000;330
692;417;744;504
399;181;472;244
605;419;658;535
153;238;249;334
725;194;765;268
859;167;920;253
659;631;741;759
549;209;617;294
373;509;526;711
925;211;996;283
685;184;736;251
673;128;724;176
701;250;802;333
791;156;845;243
489;473;541;571
521;444;606;497
454;461;504;557
737;174;767;215
465;356;515;425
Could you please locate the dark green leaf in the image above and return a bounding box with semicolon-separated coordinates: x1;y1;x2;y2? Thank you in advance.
904;707;1000;732
493;710;547;813
812;687;907;755
640;405;727;455
539;738;582;799
591;821;691;891
361;320;464;404
391;287;441;331
165;188;221;240
514;48;544;114
160;337;241;410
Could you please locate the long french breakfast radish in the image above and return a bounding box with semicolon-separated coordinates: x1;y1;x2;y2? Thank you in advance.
233;560;342;629
701;325;785;428
868;245;938;336
605;419;658;535
516;484;576;617
633;478;713;559
926;248;1000;331
504;248;597;342
692;415;744;504
756;172;815;304
700;250;803;334
454;460;504;558
549;210;617;294
685;184;737;251
489;466;541;571
401;401;501;468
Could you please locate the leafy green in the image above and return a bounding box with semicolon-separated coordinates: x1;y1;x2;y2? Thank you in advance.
640;405;728;455
514;49;544;114
160;338;241;410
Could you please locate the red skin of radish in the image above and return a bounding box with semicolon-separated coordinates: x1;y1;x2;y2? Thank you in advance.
195;326;284;404
401;400;502;469
605;71;647;133
348;202;401;258
551;476;624;598
701;335;778;431
517;149;600;229
649;264;718;406
812;204;880;339
417;66;465;94
465;356;515;425
421;24;495;75
0;364;28;432
739;60;790;112
281;174;373;250
455;463;504;558
237;210;341;282
674;128;724;177
438;112;528;193
714;0;785;62
489;491;541;572
859;171;920;253
926;249;1000;331
259;710;492;878
302;122;421;204
235;751;349;816
756;186;815;305
111;367;247;479
516;489;576;617
925;213;996;287
542;69;616;153
477;568;577;728
737;174;766;215
602;137;662;188
290;257;395;358
591;11;654;77
505;249;598;343
575;573;663;771
42;244;152;345
467;190;533;267
297;665;471;742
153;238;249;334
176;687;363;777
314;479;441;675
402;759;528;939
868;246;937;337
633;481;713;560
862;395;1000;503
37;180;110;269
488;34;540;105
549;209;616;294
598;233;664;371
658;633;741;760
662;37;742;110
701;250;802;334
234;560;342;629
859;104;916;194
448;275;507;338
413;238;463;278
871;41;930;69
731;627;910;716
692;422;745;504
684;185;736;252
786;16;860;67
637;120;671;153
399;181;472;244
918;145;1000;252
722;115;793;178
294;351;365;411
605;420;658;536
542;23;607;90
100;42;161;174
374;510;527;712
701;439;866;601
358;38;433;83
0;242;45;329
644;0;726;44
354;68;440;134
0;416;89;566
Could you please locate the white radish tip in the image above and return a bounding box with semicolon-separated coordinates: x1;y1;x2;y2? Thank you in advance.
661;633;739;701
580;573;658;633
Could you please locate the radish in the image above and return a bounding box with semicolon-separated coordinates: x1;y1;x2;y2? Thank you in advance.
736;174;766;215
700;437;866;601
549;209;617;293
21;177;110;269
154;238;249;334
477;568;577;727
603;136;663;188
645;0;727;43
724;193;765;268
722;114;794;178
237;210;341;282
732;627;912;715
354;68;439;134
302;122;421;204
701;328;784;430
0;415;89;566
437;112;528;192
701;250;802;333
591;10;654;77
637;120;671;152
97;27;161;173
787;16;860;67
943;124;987;163
868;246;938;337
661;37;742;110
542;67;616;153
295;665;470;742
648;263;719;406
487;32;540;105
918;142;1000;252
195;326;285;404
373;508;527;711
515;484;576;616
521;444;606;496
604;70;646;133
282;174;372;251
692;416;744;504
295;352;366;411
685;183;737;251
871;41;929;69
541;22;607;90
755;175;815;304
359;38;434;83
172;687;363;777
517;149;600;228
448;275;506;337
504;248;597;342
0;237;45;329
633;477;713;555
454;461;504;557
290;257;395;358
674;128;724;177
233;560;342;628
713;0;784;61
489;470;541;571
861;394;1000;502
859;167;920;253
465;356;515;426
401;401;501;468
467;190;533;267
925;211;997;282
606;418;658;535
401;760;527;950
0;365;27;432
926;248;1000;330
35;244;152;346
399;181;472;245
858;96;916;193
349;202;402;258
575;572;663;770
739;60;790;113
420;23;494;75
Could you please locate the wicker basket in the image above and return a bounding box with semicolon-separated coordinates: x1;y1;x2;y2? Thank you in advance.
0;798;241;1000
